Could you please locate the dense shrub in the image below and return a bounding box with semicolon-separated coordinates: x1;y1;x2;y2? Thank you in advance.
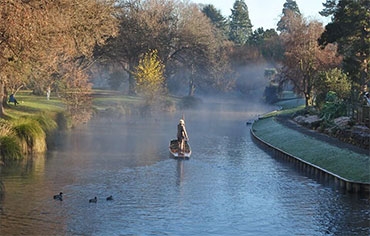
320;91;347;121
315;69;351;109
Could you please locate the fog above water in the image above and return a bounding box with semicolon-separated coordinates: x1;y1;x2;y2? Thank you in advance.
53;95;276;170
88;96;275;155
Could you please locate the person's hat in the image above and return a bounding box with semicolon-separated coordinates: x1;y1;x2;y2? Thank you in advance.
179;119;184;124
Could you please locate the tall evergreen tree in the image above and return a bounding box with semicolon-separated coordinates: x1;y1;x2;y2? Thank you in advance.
318;0;370;94
202;4;229;37
277;0;301;33
228;0;253;45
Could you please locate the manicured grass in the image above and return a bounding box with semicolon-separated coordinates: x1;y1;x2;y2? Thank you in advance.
93;95;143;111
253;117;370;183
261;98;305;118
5;91;64;119
276;98;305;109
8;90;183;115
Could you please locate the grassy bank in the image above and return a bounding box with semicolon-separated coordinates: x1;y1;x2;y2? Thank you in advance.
1;91;67;162
1;90;184;162
252;99;370;183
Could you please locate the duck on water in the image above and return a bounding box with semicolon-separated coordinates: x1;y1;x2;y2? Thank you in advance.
53;192;63;201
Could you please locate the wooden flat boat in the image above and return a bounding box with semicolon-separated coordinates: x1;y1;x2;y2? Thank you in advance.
169;139;191;159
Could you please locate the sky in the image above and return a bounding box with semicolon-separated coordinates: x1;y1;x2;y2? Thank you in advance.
191;0;331;30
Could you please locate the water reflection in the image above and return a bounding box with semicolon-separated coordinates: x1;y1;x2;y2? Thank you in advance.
176;160;184;186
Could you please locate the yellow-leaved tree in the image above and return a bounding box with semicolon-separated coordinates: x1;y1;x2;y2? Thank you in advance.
134;49;166;104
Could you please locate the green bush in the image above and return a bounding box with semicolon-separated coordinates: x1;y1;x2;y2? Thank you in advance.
320;91;347;121
315;69;351;109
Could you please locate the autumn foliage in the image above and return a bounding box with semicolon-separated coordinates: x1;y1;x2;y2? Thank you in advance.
133;50;166;104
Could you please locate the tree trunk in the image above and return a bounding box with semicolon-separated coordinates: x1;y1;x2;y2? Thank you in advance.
128;72;136;95
361;58;368;93
305;93;310;107
0;81;5;117
125;60;136;96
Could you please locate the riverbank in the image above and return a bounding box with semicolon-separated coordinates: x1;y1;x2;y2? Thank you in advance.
0;90;185;163
251;100;370;191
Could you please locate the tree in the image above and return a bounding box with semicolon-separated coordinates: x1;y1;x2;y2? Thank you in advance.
95;0;179;95
277;0;301;33
98;0;232;97
61;65;93;125
261;29;284;64
229;0;253;45
279;12;341;107
0;0;119;122
247;28;283;64
50;0;119;125
171;2;233;95
201;4;229;38
248;28;265;47
314;68;351;108
318;0;370;97
0;1;41;114
133;49;166;103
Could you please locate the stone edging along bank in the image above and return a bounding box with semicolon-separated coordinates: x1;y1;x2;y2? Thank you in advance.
250;123;370;195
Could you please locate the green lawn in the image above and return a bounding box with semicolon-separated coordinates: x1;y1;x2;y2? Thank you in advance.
253;117;370;183
5;91;65;119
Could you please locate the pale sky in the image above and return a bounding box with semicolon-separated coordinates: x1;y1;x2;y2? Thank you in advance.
191;0;331;30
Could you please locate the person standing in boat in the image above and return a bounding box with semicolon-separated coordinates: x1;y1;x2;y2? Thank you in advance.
177;119;189;153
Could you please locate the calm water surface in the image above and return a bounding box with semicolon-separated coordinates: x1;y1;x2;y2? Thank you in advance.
0;100;369;235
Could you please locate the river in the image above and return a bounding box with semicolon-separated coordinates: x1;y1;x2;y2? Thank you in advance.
0;99;369;235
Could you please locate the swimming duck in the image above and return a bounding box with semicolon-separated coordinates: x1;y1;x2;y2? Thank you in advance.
53;192;63;201
106;195;113;201
89;197;97;203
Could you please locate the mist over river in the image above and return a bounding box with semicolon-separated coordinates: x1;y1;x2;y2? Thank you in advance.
0;98;369;235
